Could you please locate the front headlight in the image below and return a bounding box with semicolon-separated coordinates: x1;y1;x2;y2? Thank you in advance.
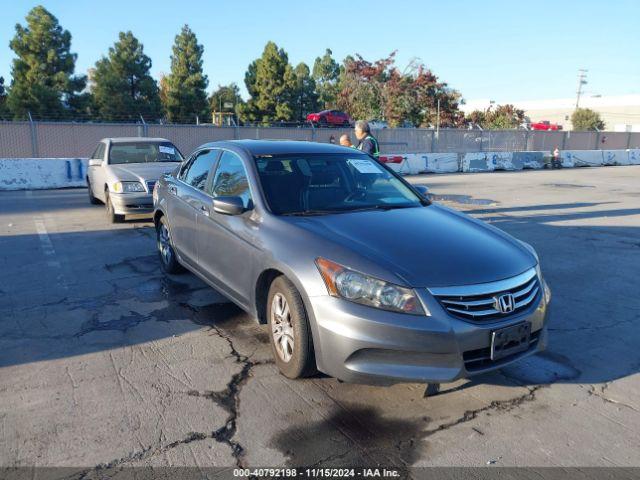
315;258;427;315
535;262;551;303
113;181;145;193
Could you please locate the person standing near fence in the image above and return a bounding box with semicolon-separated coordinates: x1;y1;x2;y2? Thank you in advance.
354;120;380;159
552;146;561;168
339;134;353;148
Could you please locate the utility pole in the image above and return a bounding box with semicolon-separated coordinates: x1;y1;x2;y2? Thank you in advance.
436;98;440;138
575;69;588;110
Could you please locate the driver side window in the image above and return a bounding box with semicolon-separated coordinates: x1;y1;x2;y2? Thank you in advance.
180;149;219;191
91;143;105;160
208;151;253;209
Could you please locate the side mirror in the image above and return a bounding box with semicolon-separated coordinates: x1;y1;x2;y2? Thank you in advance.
212;196;245;216
88;159;102;167
414;185;430;197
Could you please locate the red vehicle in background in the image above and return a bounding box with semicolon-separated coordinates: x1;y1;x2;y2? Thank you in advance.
530;120;563;131
306;110;352;127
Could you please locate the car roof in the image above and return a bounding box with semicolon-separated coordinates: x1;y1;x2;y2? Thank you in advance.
199;139;365;156
101;137;172;144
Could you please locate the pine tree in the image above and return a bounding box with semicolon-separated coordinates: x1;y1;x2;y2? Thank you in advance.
7;6;86;120
312;49;340;110
162;25;209;123
292;63;319;122
90;31;161;122
242;42;297;123
0;77;8;119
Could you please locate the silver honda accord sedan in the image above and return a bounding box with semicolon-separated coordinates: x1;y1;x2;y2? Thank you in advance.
153;140;550;385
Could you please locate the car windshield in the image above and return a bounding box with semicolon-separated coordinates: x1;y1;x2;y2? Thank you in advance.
255;153;423;215
109;142;183;164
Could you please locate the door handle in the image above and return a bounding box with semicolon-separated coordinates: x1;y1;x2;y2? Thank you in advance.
199;205;210;217
168;185;177;195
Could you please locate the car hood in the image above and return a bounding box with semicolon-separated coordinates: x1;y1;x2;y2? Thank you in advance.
289;204;536;287
108;163;179;182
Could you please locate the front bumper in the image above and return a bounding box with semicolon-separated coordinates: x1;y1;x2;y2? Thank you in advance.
109;192;154;215
308;285;549;386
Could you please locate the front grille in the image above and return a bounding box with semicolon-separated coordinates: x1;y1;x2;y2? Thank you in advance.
146;181;156;193
463;330;541;371
430;269;540;322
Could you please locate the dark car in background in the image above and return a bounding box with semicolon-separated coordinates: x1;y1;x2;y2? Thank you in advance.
153;140;550;385
306;110;352;127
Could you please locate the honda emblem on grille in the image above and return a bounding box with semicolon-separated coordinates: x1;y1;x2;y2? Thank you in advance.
496;293;515;313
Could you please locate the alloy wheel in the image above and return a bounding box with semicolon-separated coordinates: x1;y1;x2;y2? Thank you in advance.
158;223;173;265
271;293;294;362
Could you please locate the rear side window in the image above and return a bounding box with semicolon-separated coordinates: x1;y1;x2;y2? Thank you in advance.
209;151;252;208
183;149;218;191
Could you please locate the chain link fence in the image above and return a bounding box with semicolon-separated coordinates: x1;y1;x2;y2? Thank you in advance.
2;121;640;158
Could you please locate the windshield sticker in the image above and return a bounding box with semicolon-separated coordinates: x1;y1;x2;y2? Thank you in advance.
348;158;380;174
159;146;175;155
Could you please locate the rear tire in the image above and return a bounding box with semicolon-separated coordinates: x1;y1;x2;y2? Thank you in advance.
267;276;316;379
157;215;184;274
105;191;125;223
87;180;100;205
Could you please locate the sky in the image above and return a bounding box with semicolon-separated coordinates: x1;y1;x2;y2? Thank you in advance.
1;0;639;103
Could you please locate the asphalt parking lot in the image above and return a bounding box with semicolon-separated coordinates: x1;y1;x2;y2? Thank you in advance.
1;166;639;471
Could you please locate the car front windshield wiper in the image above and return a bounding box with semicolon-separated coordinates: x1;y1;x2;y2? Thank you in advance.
281;204;420;216
281;209;345;216
340;204;421;212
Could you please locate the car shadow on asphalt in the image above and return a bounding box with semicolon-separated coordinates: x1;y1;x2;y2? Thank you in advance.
0;203;638;391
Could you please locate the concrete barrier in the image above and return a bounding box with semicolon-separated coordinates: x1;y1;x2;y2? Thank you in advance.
421;153;459;173
602;149;630;166
489;152;517;171
2;150;639;190
514;151;546;169
561;150;603;168
403;154;427;175
461;153;495;173
627;149;640;165
0;158;88;190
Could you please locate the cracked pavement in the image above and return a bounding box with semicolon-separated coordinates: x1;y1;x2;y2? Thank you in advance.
1;166;639;469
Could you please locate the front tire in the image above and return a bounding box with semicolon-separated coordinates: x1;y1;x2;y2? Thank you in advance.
267;276;316;379
105;191;125;223
87;180;100;204
157;216;184;274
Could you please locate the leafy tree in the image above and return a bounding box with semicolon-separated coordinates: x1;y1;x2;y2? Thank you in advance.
292;63;319;122
464;104;525;130
162;25;209;123
7;6;86;120
90;31;161;121
312;49;340;109
337;53;463;127
409;63;463;128
486;104;525;129
241;41;297;123
465;110;486;128
210;83;244;124
571;108;605;131
337;53;392;121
